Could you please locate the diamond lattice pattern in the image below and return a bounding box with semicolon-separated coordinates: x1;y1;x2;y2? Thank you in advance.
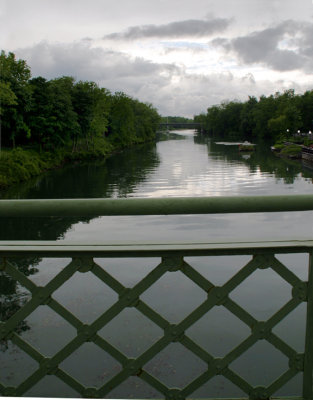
0;252;310;399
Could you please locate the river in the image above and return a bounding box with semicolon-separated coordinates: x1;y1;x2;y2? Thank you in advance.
1;130;313;398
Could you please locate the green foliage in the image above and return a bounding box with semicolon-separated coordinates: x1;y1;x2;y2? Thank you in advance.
303;138;313;146
0;51;31;85
108;92;136;145
280;144;302;157
193;113;207;126
267;115;288;139
45;76;80;148
89;87;111;142
0;51;160;153
195;89;312;143
272;144;285;151
0;138;112;189
0;81;17;115
0;51;32;146
0;148;46;188
0;50;161;189
27;77;52;148
133;100;160;141
71;81;111;150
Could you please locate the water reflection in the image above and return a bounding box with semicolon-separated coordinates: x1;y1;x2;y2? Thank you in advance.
0;142;160;200
0;258;39;351
208;139;313;186
0;142;160;240
1;131;313;398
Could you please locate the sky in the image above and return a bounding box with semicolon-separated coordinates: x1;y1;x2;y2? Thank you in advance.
1;0;313;117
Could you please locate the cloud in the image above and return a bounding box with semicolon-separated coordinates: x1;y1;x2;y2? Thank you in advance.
14;40;310;117
162;41;209;55
103;16;231;40
15;40;183;101
211;20;313;72
16;40;178;85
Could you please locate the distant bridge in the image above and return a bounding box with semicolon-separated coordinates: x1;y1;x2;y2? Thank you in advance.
159;122;203;129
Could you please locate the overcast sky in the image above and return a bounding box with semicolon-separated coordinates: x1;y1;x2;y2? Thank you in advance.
1;0;313;117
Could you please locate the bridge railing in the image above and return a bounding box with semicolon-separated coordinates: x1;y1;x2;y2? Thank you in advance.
0;195;313;400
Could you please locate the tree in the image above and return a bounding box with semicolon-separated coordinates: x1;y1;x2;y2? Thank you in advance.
298;90;313;132
46;76;80;148
0;51;32;147
72;81;111;150
267;115;288;139
89;87;111;145
239;96;257;139
27;77;52;150
0;82;17;115
108;92;136;145
133;100;160;141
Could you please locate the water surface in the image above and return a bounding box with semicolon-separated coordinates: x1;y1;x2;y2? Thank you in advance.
1;130;313;398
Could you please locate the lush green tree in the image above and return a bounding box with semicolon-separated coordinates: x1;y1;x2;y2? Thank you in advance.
27;77;52;149
46;76;80;148
239;96;257;139
133;100;160;141
0;82;17;115
252;95;277;139
206;105;222;137
1;51;160;152
220;101;243;139
89;87;111;144
267;115;289;139
108;92;136;145
72;81;111;150
194;88;311;142
298;90;313;132
273;90;302;135
0;51;32;147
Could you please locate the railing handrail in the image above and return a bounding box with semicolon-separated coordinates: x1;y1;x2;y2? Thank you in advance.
0;194;313;217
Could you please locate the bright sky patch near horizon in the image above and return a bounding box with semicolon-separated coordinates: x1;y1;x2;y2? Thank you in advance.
1;0;313;117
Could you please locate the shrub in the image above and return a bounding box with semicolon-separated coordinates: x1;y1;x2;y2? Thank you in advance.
280;144;302;157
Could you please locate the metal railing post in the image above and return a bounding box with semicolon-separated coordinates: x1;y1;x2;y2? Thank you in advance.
303;249;313;399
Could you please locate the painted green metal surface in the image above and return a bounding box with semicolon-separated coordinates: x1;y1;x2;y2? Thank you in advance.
0;195;313;399
0;194;313;217
0;243;312;399
303;251;313;400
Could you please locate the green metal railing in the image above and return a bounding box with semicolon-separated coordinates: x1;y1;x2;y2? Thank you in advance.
0;195;313;400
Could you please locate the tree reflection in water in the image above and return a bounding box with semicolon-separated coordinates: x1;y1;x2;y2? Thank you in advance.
0;257;40;351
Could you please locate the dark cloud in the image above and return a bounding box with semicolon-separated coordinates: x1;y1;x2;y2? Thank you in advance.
103;17;231;40
211;20;313;72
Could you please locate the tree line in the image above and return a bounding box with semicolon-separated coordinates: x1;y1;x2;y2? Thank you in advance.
194;89;313;142
0;51;161;151
160;116;193;124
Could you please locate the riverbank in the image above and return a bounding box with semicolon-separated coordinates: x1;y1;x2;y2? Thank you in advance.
0;137;150;190
271;139;313;161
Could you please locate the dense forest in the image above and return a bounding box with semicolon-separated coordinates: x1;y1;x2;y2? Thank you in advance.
194;89;313;142
0;51;162;188
0;51;161;150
